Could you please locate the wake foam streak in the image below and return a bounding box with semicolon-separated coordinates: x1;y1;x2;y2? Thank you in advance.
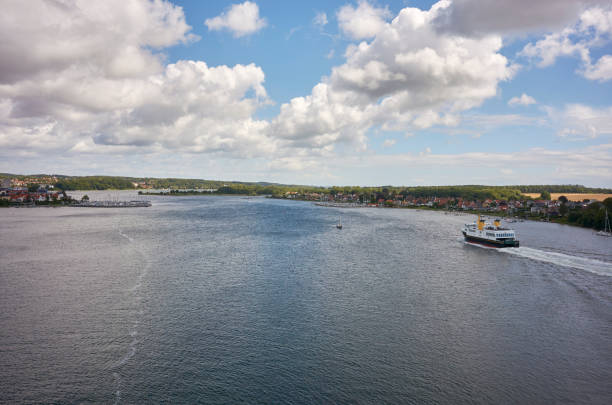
503;247;612;277
112;222;151;403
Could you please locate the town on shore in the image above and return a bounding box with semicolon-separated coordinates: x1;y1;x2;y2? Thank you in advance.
277;190;611;231
1;174;610;231
1;176;67;205
0;177;150;207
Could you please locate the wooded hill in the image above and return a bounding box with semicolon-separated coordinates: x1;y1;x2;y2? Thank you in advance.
2;174;611;200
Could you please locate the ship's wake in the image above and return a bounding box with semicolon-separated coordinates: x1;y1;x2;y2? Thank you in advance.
503;247;612;277
113;223;150;404
117;229;134;243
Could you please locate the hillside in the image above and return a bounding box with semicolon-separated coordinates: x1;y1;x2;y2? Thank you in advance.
2;173;611;199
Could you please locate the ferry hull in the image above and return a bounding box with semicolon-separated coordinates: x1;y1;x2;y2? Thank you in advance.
463;232;520;248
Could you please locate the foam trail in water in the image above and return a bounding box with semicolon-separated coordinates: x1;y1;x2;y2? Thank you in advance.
118;229;133;243
112;222;151;404
114;339;138;368
113;372;121;405
503;247;612;277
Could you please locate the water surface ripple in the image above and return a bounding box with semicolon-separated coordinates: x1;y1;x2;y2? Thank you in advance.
1;195;611;404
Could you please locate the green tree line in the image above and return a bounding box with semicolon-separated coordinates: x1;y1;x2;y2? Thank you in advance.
3;173;611;197
54;176;136;190
565;198;612;230
512;185;612;194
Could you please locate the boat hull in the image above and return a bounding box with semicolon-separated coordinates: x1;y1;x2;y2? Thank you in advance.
463;232;520;248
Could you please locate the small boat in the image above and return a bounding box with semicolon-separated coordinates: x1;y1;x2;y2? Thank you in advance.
597;208;612;237
336;217;342;229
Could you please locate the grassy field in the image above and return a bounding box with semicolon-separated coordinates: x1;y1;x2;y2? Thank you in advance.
522;193;612;202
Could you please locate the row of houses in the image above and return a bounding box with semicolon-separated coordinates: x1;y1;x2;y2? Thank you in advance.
283;192;595;215
0;187;62;203
1;177;57;189
285;192;361;202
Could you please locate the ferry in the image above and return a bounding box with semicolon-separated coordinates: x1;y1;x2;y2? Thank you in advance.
462;216;519;248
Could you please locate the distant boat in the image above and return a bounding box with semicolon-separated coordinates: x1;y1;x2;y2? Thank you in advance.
597;208;612;237
336;217;342;229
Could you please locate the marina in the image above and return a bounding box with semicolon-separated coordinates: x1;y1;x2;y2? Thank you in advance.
76;200;151;208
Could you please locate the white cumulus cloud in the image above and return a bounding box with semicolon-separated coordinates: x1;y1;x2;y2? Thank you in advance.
550;104;612;139
382;139;396;147
205;1;267;38
2;0;610;186
508;93;536;107
0;0;277;159
519;6;612;81
313;12;328;27
0;0;196;84
337;1;391;40
583;54;612;81
271;1;513;151
433;0;609;36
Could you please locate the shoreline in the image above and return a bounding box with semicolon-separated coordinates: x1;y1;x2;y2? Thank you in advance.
138;192;261;197
307;200;604;232
2;193;606;233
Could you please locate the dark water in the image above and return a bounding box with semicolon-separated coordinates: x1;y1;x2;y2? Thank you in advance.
1;195;611;404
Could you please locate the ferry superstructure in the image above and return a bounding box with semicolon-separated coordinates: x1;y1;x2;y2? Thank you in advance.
462;216;520;248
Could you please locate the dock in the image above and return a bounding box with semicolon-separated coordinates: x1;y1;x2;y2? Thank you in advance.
76;200;151;208
314;202;368;208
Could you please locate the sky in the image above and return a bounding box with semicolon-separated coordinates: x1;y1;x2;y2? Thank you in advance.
1;0;611;187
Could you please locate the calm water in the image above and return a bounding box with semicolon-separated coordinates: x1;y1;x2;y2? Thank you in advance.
1;194;611;404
